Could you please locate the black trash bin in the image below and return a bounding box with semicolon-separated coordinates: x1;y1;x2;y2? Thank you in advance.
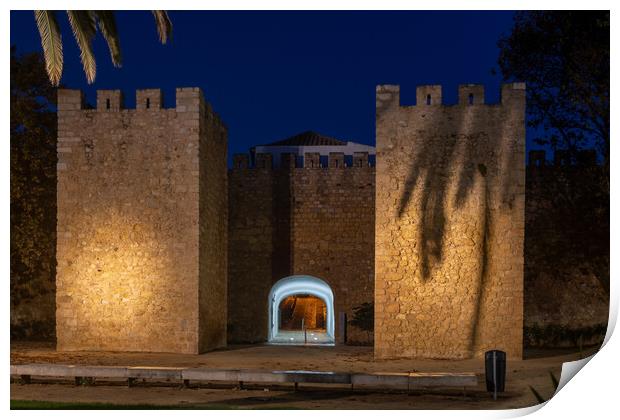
485;350;506;396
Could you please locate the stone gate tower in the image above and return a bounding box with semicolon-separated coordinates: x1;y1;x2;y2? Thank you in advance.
55;88;227;354
375;83;525;359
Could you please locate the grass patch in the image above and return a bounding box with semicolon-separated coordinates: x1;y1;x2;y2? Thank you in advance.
11;400;238;410
11;399;301;410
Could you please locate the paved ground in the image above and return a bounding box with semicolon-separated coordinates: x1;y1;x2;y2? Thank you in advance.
10;341;598;409
270;330;333;345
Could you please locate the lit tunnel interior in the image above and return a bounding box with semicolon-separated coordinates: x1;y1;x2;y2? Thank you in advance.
279;294;327;331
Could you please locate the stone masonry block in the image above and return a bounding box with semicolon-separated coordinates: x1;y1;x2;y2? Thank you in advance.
136;89;162;111
96;90;123;111
416;85;442;106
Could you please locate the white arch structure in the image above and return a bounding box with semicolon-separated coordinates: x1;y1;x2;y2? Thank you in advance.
267;275;335;343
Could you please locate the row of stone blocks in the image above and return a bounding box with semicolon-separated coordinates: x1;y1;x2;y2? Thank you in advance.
58;83;525;112
11;364;478;390
233;152;374;169
376;83;526;110
59;84;526;112
57;87;213;113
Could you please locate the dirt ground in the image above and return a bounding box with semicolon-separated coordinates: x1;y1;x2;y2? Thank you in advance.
10;341;598;409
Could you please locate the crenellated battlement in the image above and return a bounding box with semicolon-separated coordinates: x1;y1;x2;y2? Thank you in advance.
231;152;375;170
376;82;526;113
57;87;227;135
57;87;227;132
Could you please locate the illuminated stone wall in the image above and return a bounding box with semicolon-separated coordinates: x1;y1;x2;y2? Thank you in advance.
291;159;375;344
374;84;525;359
228;155;375;344
56;88;227;354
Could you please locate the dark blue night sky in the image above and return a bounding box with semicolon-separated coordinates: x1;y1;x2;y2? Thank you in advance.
11;10;523;161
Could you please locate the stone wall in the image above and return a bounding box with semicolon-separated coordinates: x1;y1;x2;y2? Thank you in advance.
16;83;604;356
228;154;375;344
525;153;609;347
198;95;229;352
374;84;526;359
55;87;227;354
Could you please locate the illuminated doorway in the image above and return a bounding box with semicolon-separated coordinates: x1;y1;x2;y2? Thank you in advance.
279;294;327;330
268;275;335;345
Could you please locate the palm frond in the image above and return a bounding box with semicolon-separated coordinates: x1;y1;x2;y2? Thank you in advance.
94;11;122;67
152;11;172;44
34;11;63;86
67;10;97;84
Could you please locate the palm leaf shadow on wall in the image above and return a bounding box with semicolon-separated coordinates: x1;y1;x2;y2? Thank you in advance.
394;106;521;351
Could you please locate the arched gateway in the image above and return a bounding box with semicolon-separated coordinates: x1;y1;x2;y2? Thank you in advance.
268;275;335;345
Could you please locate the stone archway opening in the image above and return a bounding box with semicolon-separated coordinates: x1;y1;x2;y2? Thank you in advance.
268;275;335;345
